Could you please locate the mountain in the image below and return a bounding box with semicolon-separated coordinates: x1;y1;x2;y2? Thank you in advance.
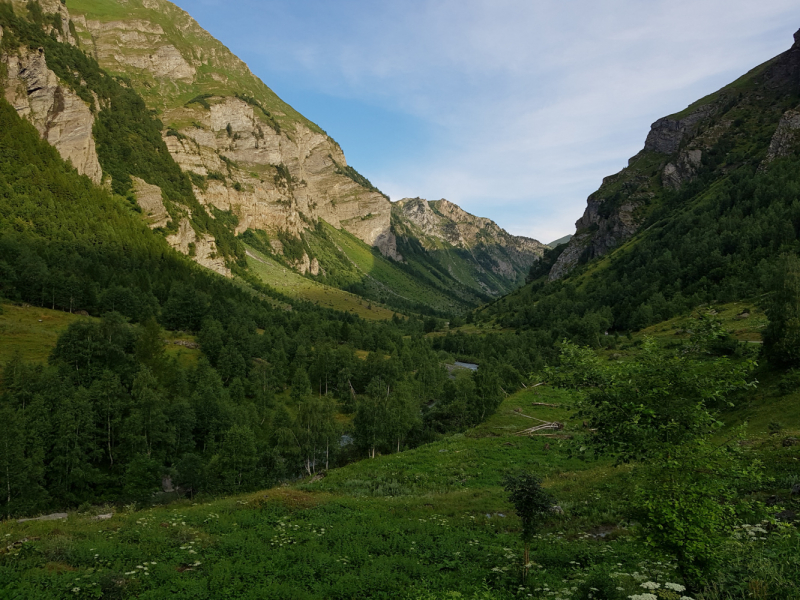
0;0;542;313
547;234;572;248
549;29;800;282
481;27;800;339
391;198;545;297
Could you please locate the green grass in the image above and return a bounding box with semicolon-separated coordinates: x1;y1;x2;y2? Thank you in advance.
321;223;468;314
0;303;88;366
244;243;396;321
1;374;798;598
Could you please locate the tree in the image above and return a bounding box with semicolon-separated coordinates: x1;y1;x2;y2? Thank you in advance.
384;382;418;453
764;253;800;367
175;453;204;499
558;339;760;588
502;472;554;580
354;377;390;458
290;367;312;403
572;338;756;463
49;388;100;504
125;368;172;460
296;396;337;473
632;438;761;589
135;317;166;375
210;424;258;491
123;454;161;503
88;371;127;467
0;404;31;519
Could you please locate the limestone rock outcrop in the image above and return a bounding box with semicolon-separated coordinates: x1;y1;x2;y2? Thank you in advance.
166;219;231;278
66;0;398;268
2;46;103;183
290;252;322;276
762;109;800;166
162;101;395;257
74;18;195;82
642;105;714;156
393;198;545;280
132;176;170;229
662;149;702;190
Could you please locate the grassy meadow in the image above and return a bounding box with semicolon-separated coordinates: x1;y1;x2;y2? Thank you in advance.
2;380;797;599
244;244;397;321
0;304;86;365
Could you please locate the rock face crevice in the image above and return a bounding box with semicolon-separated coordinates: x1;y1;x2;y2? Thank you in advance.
2;46;103;184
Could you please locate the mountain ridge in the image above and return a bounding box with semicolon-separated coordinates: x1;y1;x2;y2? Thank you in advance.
549;27;800;282
1;0;542;312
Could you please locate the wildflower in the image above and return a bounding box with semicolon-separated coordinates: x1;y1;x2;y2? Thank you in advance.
640;582;660;590
664;583;686;592
628;595;657;600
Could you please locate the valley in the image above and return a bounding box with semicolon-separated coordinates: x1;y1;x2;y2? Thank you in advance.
0;1;799;599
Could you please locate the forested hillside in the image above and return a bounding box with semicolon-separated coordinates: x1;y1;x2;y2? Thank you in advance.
0;81;508;517
471;30;800;350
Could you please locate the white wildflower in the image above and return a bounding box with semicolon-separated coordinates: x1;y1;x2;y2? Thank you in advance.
664;583;686;592
640;582;661;590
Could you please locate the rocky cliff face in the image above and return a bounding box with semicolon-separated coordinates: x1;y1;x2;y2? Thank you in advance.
762;109;800;165
393;198;545;281
166;218;230;277
62;0;397;268
549;28;800;281
1;45;102;184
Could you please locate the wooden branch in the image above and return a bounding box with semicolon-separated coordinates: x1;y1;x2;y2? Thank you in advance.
515;421;565;436
530;402;560;407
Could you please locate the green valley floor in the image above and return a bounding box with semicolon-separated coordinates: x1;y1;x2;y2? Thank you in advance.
2;382;798;600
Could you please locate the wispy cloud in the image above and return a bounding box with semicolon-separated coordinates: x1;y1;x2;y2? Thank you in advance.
178;0;800;241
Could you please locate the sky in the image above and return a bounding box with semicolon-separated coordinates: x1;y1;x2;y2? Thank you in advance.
174;0;800;244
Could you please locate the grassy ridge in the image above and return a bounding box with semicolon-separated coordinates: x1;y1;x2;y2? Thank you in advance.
0;304;84;364
65;0;323;135
244;244;396;321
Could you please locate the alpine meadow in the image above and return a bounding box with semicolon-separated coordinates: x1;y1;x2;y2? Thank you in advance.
0;1;799;599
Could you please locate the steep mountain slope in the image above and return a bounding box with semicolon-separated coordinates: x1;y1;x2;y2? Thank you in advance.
1;0;542;313
392;198;545;298
480;28;800;339
63;0;398;257
549;28;800;281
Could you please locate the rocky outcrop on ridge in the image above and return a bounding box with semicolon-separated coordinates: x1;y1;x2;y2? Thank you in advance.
132;176;170;229
550;28;800;281
393;198;545;280
64;0;398;267
1;46;102;184
762;109;800;166
166;218;230;277
161;98;394;254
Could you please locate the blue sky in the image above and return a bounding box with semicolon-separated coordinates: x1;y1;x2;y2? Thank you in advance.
175;0;800;243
